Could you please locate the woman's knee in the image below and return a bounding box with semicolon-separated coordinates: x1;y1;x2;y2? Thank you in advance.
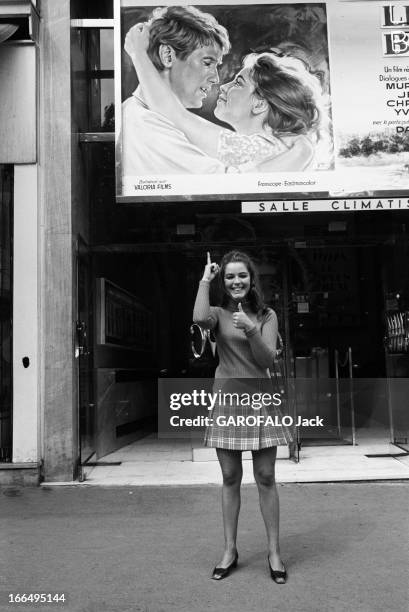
221;467;242;487
254;467;276;488
217;449;242;487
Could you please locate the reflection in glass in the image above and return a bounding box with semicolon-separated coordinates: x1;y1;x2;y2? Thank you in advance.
100;29;114;71
101;79;114;131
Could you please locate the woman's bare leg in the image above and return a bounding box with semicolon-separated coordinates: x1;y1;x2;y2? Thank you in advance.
215;448;242;567
252;447;285;574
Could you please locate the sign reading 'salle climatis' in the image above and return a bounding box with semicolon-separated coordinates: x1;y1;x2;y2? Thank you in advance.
114;0;409;203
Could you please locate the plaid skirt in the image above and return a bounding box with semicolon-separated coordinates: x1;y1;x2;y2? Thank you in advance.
204;399;293;451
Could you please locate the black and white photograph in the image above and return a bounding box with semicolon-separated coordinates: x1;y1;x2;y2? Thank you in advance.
1;0;409;611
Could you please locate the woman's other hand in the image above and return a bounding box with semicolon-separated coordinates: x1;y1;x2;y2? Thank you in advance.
124;22;150;64
232;303;255;333
202;251;220;282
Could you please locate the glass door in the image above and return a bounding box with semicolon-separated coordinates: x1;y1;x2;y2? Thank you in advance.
286;243;385;447
382;240;409;452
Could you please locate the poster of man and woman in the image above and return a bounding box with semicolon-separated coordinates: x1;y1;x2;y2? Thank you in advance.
114;0;409;202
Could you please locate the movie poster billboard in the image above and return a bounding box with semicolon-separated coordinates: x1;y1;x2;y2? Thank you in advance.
114;0;409;202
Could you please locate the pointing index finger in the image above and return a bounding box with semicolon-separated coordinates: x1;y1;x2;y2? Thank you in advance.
207;252;211;265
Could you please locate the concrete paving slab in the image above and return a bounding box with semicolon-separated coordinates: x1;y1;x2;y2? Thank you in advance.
79;441;409;486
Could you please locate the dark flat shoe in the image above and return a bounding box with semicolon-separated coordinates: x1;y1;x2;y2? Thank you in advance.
268;557;287;584
211;552;238;580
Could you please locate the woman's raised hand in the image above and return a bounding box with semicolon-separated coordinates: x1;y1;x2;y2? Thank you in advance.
202;252;219;282
233;303;255;333
124;22;150;63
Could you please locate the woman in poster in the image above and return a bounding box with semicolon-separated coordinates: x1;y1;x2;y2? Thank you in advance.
193;251;292;583
125;23;330;172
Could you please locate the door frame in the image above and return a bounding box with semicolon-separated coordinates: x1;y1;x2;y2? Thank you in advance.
75;237;96;479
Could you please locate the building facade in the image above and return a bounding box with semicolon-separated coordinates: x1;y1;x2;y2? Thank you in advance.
1;0;408;484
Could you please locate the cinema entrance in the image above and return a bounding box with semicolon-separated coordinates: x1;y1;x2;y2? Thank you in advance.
76;207;409;475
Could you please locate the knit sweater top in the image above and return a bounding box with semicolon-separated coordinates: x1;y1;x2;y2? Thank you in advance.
193;280;277;379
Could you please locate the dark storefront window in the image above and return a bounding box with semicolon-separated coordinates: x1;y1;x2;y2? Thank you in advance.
0;166;13;462
72;26;114;132
71;0;113;19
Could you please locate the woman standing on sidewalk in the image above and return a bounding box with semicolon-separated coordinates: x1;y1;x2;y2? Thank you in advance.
193;251;292;583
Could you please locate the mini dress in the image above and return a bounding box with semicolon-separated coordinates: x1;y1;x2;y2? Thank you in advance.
193;281;293;451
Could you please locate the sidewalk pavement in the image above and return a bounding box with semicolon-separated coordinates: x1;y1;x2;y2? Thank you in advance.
79;439;409;486
2;482;408;612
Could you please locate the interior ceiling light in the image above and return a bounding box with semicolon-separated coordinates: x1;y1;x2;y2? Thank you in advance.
0;24;18;44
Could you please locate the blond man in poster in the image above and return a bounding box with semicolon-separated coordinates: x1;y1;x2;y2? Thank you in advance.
121;5;230;176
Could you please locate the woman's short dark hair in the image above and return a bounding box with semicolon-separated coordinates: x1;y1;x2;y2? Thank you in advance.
218;250;267;318
244;52;323;136
147;6;230;71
